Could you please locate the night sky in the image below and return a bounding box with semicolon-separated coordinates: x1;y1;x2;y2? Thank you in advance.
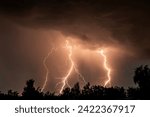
0;0;150;93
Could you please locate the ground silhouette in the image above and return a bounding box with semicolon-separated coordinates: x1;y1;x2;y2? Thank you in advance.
0;65;150;100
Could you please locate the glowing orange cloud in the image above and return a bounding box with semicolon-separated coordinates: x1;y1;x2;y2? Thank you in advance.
97;49;111;87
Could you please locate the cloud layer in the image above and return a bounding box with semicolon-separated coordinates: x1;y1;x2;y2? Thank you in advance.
0;0;150;92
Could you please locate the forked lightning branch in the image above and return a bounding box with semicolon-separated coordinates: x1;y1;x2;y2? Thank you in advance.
41;40;112;93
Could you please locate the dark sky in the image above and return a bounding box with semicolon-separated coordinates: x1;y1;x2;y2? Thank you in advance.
0;0;150;93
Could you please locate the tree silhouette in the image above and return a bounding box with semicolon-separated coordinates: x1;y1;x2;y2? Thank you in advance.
22;79;43;99
0;90;19;99
133;65;150;99
81;82;92;99
0;91;5;99
104;87;126;99
7;90;19;99
1;65;150;99
127;87;140;99
70;82;81;99
90;85;104;99
61;87;71;99
44;91;56;99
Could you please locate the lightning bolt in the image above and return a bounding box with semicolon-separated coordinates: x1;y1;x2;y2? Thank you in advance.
59;40;86;94
98;49;111;87
41;47;56;92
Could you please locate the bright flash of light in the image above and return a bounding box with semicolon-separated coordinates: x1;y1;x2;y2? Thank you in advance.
97;49;111;87
59;40;86;94
41;48;56;92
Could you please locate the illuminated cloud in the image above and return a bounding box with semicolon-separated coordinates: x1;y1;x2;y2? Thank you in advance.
0;0;150;92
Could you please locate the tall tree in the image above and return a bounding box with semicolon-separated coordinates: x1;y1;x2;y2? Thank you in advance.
133;65;150;99
22;79;43;99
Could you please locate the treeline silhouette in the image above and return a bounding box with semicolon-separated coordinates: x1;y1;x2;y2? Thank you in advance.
0;65;150;100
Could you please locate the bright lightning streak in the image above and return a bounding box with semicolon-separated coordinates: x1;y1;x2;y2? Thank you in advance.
41;48;56;92
59;40;86;94
59;40;74;93
98;49;111;87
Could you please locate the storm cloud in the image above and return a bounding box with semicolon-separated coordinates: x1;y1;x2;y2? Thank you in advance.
0;0;150;92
